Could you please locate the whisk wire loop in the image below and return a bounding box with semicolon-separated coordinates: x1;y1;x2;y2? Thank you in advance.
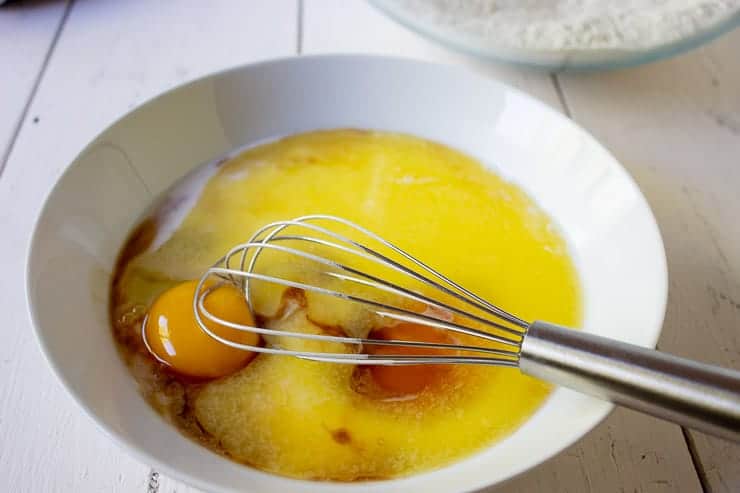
194;215;528;367
240;215;529;328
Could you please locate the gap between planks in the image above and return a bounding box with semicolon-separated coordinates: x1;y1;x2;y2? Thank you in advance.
550;73;572;118
0;0;74;178
682;428;710;492
296;0;304;54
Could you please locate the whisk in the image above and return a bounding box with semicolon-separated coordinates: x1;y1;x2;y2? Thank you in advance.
194;214;740;442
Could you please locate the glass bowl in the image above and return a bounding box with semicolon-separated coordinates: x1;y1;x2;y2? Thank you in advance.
370;0;740;71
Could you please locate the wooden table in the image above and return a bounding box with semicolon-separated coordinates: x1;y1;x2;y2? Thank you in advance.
1;1;738;491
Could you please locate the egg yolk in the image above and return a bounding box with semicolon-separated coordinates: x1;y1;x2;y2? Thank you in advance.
143;280;259;379
365;323;458;396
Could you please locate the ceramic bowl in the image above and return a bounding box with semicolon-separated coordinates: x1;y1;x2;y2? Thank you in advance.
27;55;667;492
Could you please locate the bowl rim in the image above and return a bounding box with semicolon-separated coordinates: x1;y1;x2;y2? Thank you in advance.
25;53;669;492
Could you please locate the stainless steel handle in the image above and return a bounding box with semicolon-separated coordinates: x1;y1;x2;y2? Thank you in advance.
519;321;740;442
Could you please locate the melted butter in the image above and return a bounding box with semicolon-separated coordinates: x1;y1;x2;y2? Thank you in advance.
112;129;581;481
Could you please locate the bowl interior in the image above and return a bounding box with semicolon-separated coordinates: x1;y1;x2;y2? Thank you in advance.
27;55;666;493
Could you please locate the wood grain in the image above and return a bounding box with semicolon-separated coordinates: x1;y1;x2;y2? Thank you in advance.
488;409;702;492
556;29;740;493
0;1;297;491
0;0;70;173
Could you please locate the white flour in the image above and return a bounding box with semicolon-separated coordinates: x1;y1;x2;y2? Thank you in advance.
395;0;740;50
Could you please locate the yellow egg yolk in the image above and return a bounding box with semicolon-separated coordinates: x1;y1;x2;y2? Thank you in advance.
364;323;458;396
143;280;259;379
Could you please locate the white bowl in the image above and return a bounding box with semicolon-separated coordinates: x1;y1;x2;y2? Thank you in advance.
27;55;667;493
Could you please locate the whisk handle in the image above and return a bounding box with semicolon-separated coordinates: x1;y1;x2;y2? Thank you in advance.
519;321;740;442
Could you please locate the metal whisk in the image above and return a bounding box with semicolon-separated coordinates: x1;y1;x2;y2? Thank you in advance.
194;215;740;442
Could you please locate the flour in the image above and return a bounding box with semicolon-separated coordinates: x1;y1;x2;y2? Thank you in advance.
395;0;740;51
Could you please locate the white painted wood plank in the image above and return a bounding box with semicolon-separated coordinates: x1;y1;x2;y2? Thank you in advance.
557;29;740;492
489;409;702;493
303;1;702;491
0;1;297;492
0;0;69;171
302;0;562;109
